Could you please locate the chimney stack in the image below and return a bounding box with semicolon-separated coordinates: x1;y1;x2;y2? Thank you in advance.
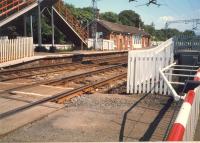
96;9;100;20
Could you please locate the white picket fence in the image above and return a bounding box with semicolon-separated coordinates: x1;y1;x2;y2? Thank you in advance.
0;37;34;63
127;38;174;94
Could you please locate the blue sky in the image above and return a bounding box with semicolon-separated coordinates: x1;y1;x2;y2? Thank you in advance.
64;0;200;32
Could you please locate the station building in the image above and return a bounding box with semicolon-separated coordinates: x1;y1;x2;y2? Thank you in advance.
89;19;151;50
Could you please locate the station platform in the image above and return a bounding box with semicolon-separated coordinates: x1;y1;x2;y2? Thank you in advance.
0;50;127;69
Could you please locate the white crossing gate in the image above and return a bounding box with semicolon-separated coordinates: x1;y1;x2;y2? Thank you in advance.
127;38;174;95
0;37;34;63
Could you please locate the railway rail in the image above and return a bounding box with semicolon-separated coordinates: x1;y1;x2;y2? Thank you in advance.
0;63;127;95
0;72;127;119
0;55;127;82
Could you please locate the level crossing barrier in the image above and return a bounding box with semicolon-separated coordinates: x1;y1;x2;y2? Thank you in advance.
167;86;200;141
167;69;200;141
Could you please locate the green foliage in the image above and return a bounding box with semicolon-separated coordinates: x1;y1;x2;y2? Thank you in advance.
41;17;52;43
65;3;93;26
26;9;66;44
100;12;120;23
144;23;196;41
144;24;155;37
118;10;142;27
182;30;196;36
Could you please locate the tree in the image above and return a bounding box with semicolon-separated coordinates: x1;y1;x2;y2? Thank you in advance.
78;7;94;25
118;10;142;28
144;25;155;36
65;3;93;26
182;30;195;36
100;12;119;23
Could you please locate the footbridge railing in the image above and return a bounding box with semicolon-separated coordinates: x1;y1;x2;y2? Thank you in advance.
0;37;34;63
127;38;174;95
54;0;88;41
0;0;36;20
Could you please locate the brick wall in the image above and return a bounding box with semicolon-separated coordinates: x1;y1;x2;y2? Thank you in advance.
142;36;151;48
110;33;132;50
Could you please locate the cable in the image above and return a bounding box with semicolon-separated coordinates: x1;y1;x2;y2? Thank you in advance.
163;0;182;16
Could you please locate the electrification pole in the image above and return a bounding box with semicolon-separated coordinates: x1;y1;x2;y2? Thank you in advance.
165;18;200;40
92;0;97;50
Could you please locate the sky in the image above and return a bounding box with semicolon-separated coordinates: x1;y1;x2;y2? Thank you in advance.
64;0;200;32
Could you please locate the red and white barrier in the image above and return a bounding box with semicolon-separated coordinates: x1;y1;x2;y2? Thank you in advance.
167;90;195;141
167;69;200;141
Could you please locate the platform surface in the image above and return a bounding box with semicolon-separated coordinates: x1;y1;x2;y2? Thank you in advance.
0;50;127;69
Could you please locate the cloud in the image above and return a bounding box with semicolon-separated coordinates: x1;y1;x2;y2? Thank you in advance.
159;16;174;22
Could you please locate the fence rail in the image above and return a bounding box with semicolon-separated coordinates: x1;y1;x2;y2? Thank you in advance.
127;38;174;95
0;37;34;63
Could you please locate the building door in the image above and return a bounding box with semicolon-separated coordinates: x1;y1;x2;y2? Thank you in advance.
120;39;122;50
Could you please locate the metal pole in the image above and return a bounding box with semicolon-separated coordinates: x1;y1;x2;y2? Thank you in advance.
23;15;27;36
92;0;97;50
30;15;33;37
165;22;168;41
38;0;42;47
51;5;55;47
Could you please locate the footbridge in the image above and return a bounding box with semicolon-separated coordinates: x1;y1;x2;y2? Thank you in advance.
127;35;200;141
0;0;88;48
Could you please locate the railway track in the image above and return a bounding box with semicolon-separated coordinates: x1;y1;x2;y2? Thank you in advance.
0;72;127;119
0;56;127;82
0;53;128;125
0;63;127;95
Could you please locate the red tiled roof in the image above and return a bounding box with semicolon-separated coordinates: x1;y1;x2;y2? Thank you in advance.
96;19;150;36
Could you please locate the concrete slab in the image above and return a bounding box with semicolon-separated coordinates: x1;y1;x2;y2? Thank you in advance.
0;93;63;137
0;81;70;98
0;94;177;142
12;85;70;97
0;82;27;91
0;82;67;137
